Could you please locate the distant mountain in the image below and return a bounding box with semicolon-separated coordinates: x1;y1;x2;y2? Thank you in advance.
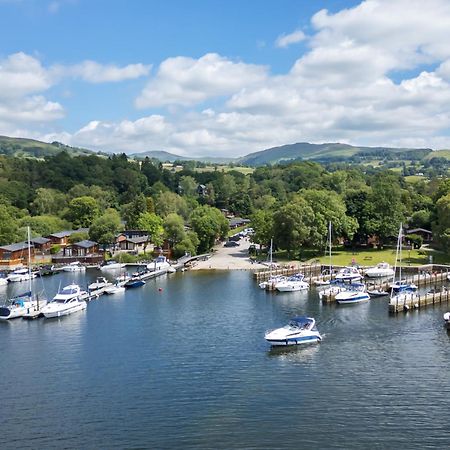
0;135;96;158
130;150;234;164
238;142;433;166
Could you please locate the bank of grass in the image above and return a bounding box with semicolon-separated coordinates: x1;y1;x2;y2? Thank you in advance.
269;246;450;266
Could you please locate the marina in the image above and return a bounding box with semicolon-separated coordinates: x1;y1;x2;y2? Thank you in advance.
0;270;449;449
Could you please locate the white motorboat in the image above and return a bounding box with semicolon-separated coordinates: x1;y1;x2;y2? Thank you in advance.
0;292;48;320
367;288;389;297
389;280;417;291
42;297;87;318
275;274;309;292
104;284;126;295
335;283;370;304
365;262;395;278
259;275;286;289
88;277;110;292
62;261;86;272
99;260;125;271
318;281;346;300
42;284;87;318
7;267;37;283
147;255;175;273
335;266;363;282
315;222;334;287
265;316;322;346
444;312;450;329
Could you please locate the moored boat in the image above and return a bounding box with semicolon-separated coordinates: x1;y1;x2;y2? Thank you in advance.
41;284;87;318
365;262;395;278
88;277;110;292
275;274;309;292
62;261;86;272
0;292;48;320
265;316;322;346
335;283;370;304
335;266;363;282
124;278;146;288
99;260;125;271
444;312;450;329
7;267;37;283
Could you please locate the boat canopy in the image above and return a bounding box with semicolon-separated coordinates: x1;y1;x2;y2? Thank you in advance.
11;291;32;299
290;316;314;326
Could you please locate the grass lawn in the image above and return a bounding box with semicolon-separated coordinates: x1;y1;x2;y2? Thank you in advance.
268;246;450;266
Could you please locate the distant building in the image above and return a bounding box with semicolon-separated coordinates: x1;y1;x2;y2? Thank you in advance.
0;241;35;267
63;240;99;257
116;232;149;254
197;184;208;196
405;228;433;243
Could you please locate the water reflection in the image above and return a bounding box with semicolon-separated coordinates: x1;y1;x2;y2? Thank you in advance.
266;342;320;363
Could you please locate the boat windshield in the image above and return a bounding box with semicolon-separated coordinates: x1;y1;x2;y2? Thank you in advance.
61;287;78;295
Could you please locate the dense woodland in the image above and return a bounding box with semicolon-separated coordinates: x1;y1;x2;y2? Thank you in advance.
0;151;449;258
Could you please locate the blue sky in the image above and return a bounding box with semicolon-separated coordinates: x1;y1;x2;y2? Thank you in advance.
2;0;450;156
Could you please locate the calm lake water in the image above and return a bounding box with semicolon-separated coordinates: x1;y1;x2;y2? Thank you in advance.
1;269;449;449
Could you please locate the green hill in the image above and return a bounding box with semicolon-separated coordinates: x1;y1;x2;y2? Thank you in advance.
0;135;96;158
130;150;234;164
238;142;432;166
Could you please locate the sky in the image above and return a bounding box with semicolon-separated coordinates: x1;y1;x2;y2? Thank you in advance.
2;0;450;157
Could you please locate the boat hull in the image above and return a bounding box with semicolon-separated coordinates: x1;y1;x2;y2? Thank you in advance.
276;282;309;292
43;302;86;318
336;293;370;304
265;335;321;346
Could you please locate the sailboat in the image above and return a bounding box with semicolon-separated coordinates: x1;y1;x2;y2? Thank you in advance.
0;227;48;320
389;223;418;309
315;222;333;286
258;239;285;289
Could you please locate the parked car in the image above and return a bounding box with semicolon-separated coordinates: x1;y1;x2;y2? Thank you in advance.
224;241;240;247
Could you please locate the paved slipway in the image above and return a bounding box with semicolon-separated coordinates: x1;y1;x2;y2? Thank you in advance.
191;237;266;270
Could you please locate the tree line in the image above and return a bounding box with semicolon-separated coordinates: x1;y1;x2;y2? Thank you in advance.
0;151;449;257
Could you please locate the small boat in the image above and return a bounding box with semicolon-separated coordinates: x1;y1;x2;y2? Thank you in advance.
275;273;309;292
389;281;417;292
444;312;450;329
335;266;363;282
0;292;48;320
104;284;126;295
264;316;322;346
88;277;110;292
367;288;389;297
36;265;56;277
318;280;346;300
62;261;86;272
365;262;395;278
41;284;87;318
147;255;175;273
124;278;146;288
259;275;285;290
335;283;370;304
99;260;125;271
7;267;37;283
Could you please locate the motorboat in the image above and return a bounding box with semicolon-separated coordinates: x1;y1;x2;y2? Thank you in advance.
124;278;146;288
62;261;86;272
335;283;370;304
99;260;125;271
104;284;126;295
41;284;87;318
147;255;175;273
0;292;48;320
275;274;309;292
264;316;322;346
7;267;37;283
367;288;389;297
259;275;286;290
42;296;87;318
88;277;110;292
318;281;346;300
389;285;419;309
335;266;363;282
365;262;395;278
389;280;417;292
444;312;450;329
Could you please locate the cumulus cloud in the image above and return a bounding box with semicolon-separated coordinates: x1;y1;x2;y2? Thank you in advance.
275;29;306;48
135;53;268;108
53;60;151;83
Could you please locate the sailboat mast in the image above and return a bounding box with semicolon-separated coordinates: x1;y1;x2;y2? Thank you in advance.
399;223;403;282
328;222;332;277
27;226;32;294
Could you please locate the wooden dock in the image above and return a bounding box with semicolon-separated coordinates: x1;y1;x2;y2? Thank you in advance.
389;288;450;313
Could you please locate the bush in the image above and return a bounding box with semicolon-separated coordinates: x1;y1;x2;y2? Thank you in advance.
406;234;423;249
50;244;61;255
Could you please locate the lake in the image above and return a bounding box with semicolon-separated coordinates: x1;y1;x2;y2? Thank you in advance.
1;269;449;449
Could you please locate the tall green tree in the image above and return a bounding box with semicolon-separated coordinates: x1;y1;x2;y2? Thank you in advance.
137;212;164;247
89;209;123;249
65;196;100;228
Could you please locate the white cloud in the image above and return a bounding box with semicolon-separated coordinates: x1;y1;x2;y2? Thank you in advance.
275;29;306;48
135;53;268;108
53;60;151;83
